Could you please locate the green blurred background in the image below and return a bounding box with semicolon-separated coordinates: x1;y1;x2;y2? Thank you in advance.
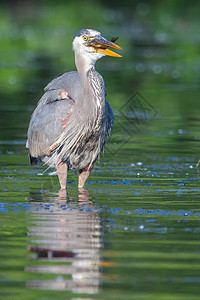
1;0;200;154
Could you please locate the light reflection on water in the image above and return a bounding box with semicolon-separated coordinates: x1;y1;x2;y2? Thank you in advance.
25;190;102;294
1;178;200;299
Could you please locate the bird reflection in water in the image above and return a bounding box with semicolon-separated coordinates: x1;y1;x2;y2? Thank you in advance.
57;187;90;203
26;188;102;294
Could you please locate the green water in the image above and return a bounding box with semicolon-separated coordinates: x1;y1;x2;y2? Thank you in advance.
1;1;200;299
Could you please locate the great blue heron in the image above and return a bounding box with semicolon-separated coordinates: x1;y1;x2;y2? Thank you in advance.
26;29;122;190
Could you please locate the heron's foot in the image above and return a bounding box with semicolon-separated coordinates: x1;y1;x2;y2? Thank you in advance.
57;188;67;202
78;187;89;202
78;187;88;193
56;161;68;190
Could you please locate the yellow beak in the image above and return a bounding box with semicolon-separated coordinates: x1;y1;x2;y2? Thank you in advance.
89;36;122;57
96;47;122;57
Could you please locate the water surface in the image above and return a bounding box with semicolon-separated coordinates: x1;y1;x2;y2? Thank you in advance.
1;2;200;299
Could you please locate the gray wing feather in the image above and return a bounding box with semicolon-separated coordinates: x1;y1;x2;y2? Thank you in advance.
45;71;83;104
27;71;83;158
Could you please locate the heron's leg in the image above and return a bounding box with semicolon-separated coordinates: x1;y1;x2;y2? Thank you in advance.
78;169;90;188
78;163;95;188
56;161;68;190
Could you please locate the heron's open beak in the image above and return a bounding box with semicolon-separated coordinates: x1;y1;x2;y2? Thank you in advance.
88;36;122;57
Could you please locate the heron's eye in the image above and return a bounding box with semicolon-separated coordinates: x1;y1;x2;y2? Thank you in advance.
83;35;88;41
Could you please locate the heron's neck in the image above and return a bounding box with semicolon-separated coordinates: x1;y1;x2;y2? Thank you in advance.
75;53;106;113
75;52;96;76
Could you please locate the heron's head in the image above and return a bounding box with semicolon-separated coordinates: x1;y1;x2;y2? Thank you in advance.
73;29;122;67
